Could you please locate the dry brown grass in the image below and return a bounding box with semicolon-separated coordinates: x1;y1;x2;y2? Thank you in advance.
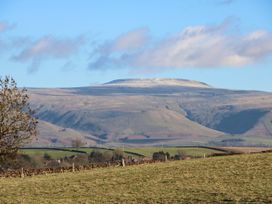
1;153;272;203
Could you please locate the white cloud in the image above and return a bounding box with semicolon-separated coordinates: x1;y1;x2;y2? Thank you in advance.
97;27;149;54
109;27;149;52
12;35;85;72
0;21;85;73
88;21;272;71
89;28;150;69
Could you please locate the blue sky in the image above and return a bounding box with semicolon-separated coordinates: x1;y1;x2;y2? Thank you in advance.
0;0;272;91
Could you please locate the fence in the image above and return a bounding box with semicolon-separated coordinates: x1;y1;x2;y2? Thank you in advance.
0;158;158;178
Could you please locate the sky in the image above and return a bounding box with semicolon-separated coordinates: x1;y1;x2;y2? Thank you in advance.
0;0;272;91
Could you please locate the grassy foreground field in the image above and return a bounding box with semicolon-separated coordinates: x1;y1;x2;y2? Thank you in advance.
1;153;272;203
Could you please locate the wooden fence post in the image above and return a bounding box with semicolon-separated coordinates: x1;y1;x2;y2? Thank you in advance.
21;168;24;178
164;155;168;162
72;162;75;172
122;159;125;167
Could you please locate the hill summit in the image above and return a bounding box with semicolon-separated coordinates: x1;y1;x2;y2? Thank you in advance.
104;78;211;88
28;78;272;146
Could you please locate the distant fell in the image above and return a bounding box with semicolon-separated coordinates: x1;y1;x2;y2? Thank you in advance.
28;78;272;146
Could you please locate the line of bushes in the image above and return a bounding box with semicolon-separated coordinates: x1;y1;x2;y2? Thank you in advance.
0;149;129;171
152;150;189;161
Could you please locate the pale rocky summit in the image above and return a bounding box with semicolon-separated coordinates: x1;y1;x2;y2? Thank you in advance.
104;78;211;88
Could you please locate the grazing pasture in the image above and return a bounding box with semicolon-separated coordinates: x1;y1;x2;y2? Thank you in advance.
18;148;83;159
1;153;271;203
19;147;145;160
124;146;227;158
215;146;272;154
18;146;226;160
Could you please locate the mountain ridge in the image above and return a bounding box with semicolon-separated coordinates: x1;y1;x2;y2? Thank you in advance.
28;78;272;146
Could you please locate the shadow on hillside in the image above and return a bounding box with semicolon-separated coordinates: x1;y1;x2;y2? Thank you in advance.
215;109;269;134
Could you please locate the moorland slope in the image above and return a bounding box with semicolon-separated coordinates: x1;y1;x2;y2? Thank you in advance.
28;78;272;146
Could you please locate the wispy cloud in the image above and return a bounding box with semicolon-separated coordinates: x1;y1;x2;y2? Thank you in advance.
88;20;272;72
89;27;150;70
12;35;85;73
0;21;15;54
61;61;77;71
0;21;15;33
0;21;85;72
101;27;149;53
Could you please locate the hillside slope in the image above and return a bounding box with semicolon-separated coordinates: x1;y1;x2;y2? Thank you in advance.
31;120;97;146
28;78;272;146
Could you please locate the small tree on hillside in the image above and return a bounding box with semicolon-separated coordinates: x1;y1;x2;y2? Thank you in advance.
0;76;38;161
71;138;84;148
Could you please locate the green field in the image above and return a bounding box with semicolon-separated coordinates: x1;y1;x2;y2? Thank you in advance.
19;146;226;160
18;149;84;159
210;134;272;146
19;147;143;159
124;146;226;158
1;153;272;203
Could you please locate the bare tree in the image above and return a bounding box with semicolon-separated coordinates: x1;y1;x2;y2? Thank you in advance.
0;76;38;161
71;138;84;148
